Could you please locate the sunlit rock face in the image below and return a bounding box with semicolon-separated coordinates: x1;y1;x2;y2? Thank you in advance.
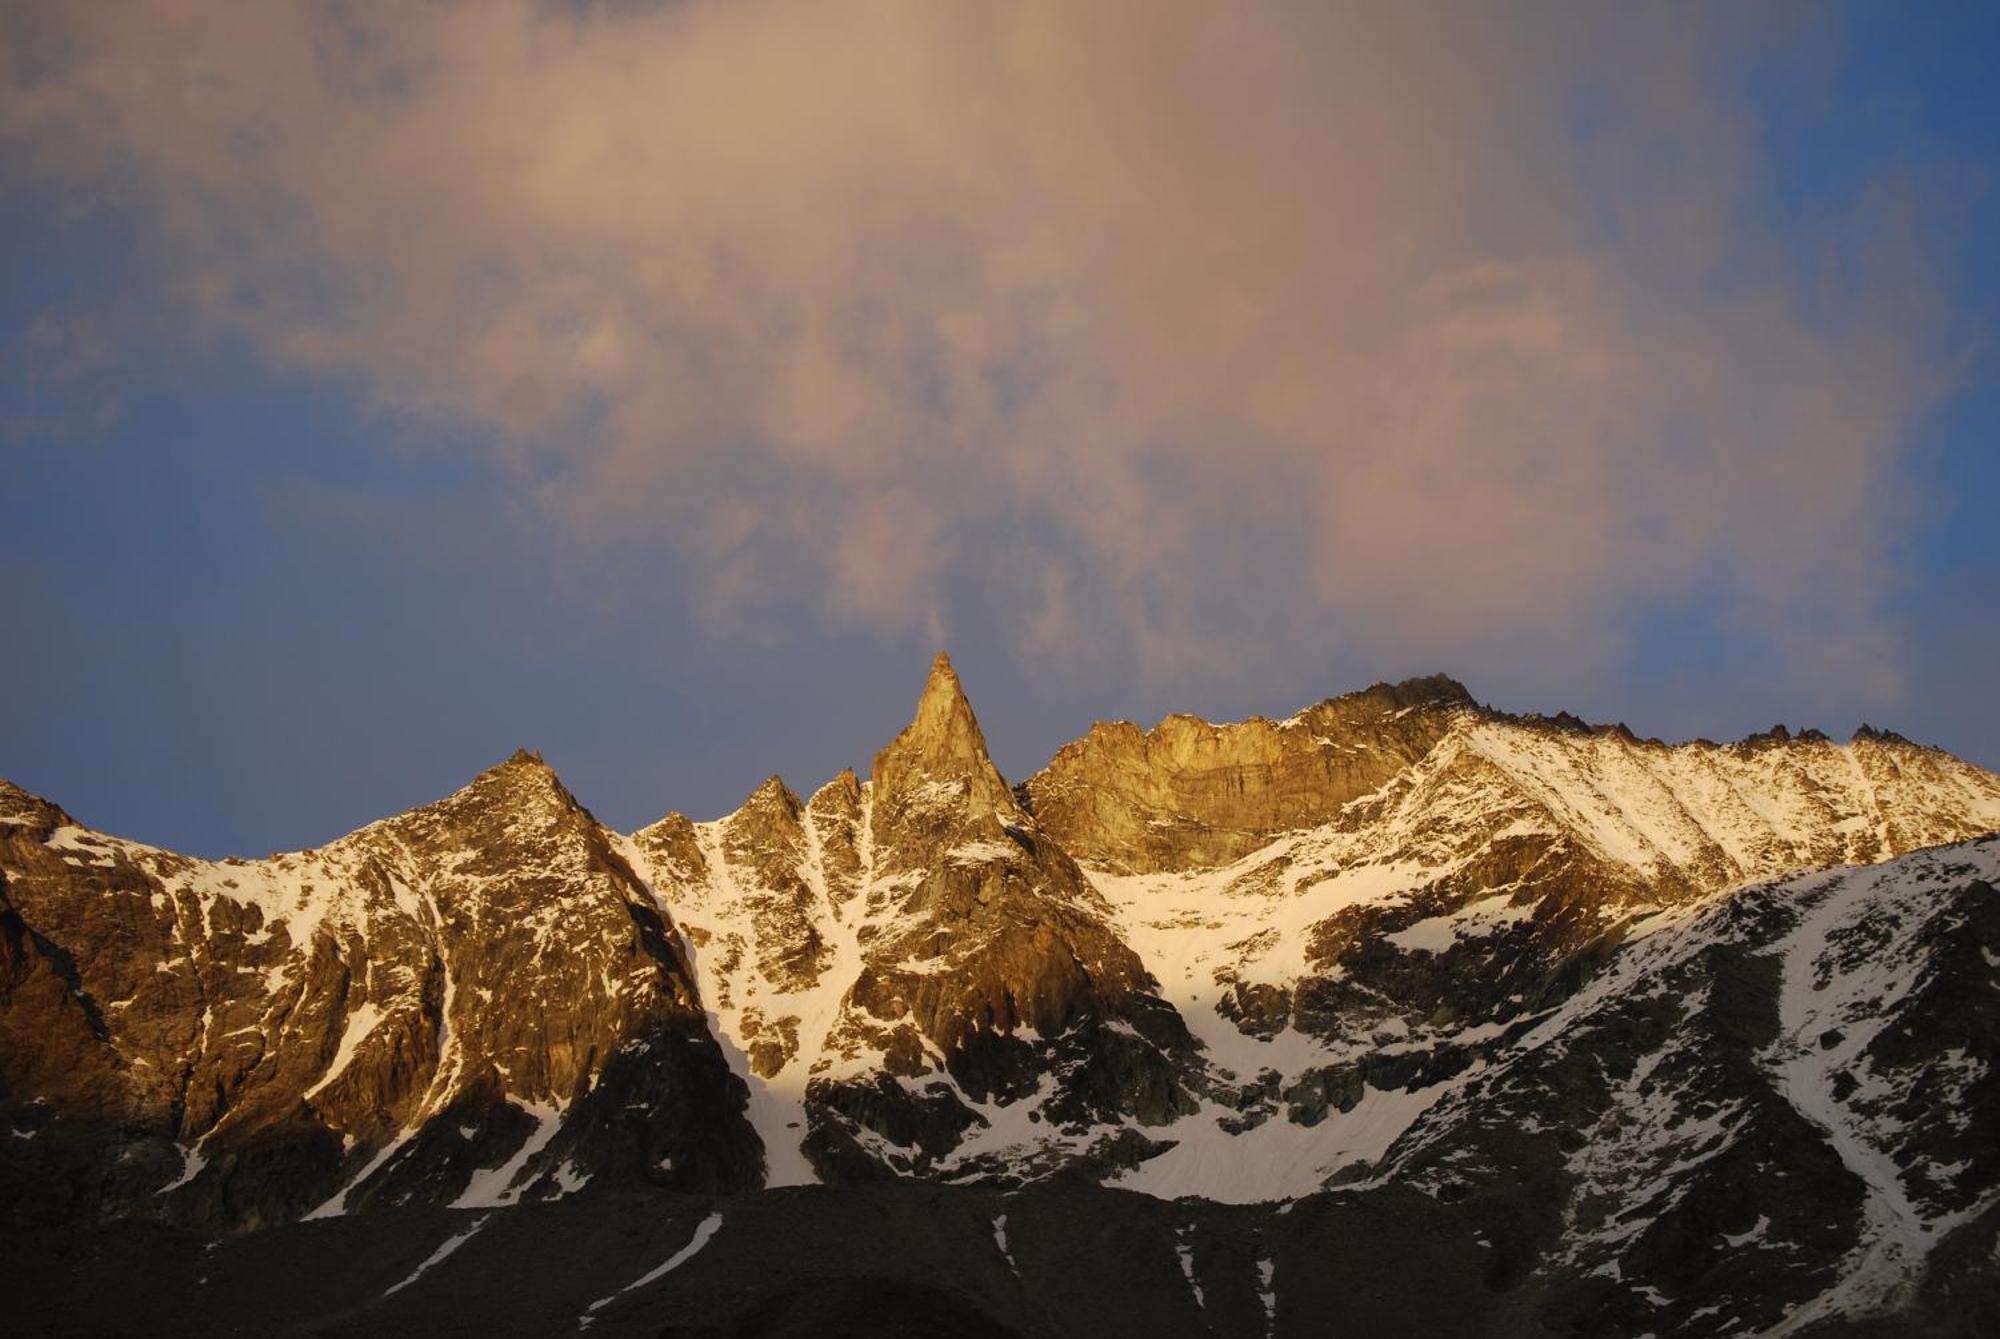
1023;673;1476;875
4;654;2000;1334
0;756;759;1231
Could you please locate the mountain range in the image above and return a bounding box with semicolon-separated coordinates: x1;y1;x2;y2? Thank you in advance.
4;655;1998;1336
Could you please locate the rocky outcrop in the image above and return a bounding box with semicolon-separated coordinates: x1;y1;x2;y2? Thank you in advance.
853;656;1187;1060
1022;675;1474;874
816;655;1200;1173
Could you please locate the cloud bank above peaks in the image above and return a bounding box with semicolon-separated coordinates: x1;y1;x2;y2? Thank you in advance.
2;1;1963;702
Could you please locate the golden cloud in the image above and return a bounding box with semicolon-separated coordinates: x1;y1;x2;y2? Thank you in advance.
2;1;1957;699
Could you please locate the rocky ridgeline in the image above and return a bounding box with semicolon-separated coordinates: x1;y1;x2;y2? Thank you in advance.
4;655;2000;1332
1027;676;2000;1149
625;654;1202;1187
1023;673;1478;874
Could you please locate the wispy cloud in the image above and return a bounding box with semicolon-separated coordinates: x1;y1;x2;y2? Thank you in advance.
1;0;1963;703
1;311;119;442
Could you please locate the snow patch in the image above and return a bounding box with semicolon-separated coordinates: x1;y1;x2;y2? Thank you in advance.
303;1001;385;1100
1175;1225;1204;1308
157;1143;207;1195
1384;892;1535;954
304;1128;418;1220
382;1215;489;1298
1113;1080;1457;1203
453;1103;563;1208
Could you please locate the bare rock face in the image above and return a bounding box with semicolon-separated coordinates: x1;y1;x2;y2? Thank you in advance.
855;654;1170;1054
1024;675;1474;874
872;653;1024;846
0;756;760;1231
817;655;1200;1173
806;768;867;912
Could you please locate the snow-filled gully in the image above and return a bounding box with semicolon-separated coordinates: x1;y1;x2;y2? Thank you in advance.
1764;867;1956;1332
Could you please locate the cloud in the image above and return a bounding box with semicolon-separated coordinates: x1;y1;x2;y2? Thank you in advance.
0;311;119;442
0;0;1963;703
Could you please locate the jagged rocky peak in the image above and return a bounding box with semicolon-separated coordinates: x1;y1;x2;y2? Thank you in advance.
454;746;603;842
897;652;1002;774
0;777;72;836
784;655;1202;1179
869;651;1026;870
493;745;562;791
1348;671;1477;712
721;774;806;855
720;773;834;1011
628;806;707;885
0;752;762;1230
811;765;863;805
879;654;1016;796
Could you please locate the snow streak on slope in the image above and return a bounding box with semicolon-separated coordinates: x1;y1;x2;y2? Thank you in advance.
1360;837;2000;1332
687;819;822;1188
1763;843;2000;1331
585;1211;726;1318
382;1215;490;1297
454;1103;564;1208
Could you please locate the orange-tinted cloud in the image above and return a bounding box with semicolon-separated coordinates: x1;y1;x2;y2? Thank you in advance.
1;1;1959;703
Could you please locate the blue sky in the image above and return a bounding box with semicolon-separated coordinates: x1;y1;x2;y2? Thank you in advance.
2;1;1996;857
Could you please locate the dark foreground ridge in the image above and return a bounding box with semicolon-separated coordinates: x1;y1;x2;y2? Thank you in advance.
8;1180;1996;1338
